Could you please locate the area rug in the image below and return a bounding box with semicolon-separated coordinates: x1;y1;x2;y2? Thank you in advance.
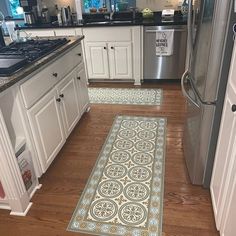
88;88;163;105
67;115;166;236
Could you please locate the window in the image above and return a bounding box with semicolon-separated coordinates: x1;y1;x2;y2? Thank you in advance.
83;0;103;12
8;0;23;18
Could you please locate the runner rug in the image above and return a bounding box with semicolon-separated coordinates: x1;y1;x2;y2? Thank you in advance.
68;115;166;236
88;88;163;105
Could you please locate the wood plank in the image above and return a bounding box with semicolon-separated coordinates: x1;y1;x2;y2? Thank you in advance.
0;82;219;236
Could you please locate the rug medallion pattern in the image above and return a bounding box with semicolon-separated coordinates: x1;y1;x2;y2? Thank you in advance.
88;88;163;105
68;116;166;236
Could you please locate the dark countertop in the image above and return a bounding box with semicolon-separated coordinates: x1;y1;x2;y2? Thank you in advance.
0;36;84;93
15;11;187;30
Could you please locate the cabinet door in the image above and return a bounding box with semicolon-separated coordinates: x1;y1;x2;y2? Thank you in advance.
76;66;89;113
108;42;132;79
85;42;109;79
58;69;80;137
27;89;65;173
211;41;236;231
221;169;236;236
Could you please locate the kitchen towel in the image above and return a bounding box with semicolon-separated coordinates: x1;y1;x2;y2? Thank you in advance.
156;30;174;56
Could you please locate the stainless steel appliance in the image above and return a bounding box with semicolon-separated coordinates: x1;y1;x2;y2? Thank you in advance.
181;0;236;187
19;0;38;25
0;27;5;47
41;6;50;23
24;12;36;24
143;25;187;80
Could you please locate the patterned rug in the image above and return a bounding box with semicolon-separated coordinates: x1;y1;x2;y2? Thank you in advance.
68;115;166;236
88;88;163;105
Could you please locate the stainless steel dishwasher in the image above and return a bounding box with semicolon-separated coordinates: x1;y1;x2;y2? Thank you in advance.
143;25;187;80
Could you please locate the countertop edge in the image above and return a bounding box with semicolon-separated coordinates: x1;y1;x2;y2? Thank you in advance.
0;36;84;94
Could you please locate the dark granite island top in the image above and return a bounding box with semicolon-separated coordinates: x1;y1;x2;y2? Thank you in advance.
0;36;84;93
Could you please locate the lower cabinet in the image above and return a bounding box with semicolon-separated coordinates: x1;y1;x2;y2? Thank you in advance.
57;69;81;137
27;89;66;173
85;42;110;79
85;41;132;80
76;64;89;113
27;65;89;173
108;42;132;79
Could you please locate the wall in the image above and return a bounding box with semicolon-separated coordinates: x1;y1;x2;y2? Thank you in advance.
136;0;183;11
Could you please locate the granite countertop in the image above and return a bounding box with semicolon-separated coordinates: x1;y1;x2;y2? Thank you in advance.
15;11;187;30
0;36;84;93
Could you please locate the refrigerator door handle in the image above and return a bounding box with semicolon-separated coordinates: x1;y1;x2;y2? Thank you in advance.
181;70;200;108
188;0;194;57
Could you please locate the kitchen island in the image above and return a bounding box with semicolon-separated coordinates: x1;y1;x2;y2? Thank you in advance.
0;36;90;215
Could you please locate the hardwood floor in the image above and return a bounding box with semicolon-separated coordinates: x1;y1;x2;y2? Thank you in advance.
0;82;219;236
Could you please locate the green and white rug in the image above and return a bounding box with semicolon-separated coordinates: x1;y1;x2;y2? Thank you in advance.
68;115;166;236
88;88;163;105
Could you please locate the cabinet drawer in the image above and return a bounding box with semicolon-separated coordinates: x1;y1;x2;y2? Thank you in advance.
54;44;83;79
54;29;76;36
21;65;57;109
21;44;83;109
83;27;132;42
21;29;55;37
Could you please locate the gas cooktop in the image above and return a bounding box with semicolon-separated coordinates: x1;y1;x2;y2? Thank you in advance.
0;38;69;76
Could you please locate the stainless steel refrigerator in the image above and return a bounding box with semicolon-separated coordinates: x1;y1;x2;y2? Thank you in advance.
181;0;236;187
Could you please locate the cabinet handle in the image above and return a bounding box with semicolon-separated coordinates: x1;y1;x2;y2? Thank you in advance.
111;46;114;49
77;53;82;56
53;72;58;77
232;104;236;112
77;76;81;80
59;94;64;98
56;98;61;102
104;47;107;50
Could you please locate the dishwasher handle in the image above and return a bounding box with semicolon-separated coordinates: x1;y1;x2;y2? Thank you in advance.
145;29;186;33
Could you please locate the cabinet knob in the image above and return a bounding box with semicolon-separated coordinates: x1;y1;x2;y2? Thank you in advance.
59;94;64;98
53;72;58;77
104;47;107;50
77;53;82;56
56;98;61;102
111;46;114;49
232;104;236;112
77;76;81;80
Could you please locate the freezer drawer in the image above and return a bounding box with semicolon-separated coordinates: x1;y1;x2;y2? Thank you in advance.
143;25;187;80
182;75;215;185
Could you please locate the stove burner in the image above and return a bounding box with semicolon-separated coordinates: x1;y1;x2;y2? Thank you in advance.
0;38;69;76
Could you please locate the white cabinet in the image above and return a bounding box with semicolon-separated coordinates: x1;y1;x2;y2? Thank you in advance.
82;27;141;82
85;42;109;79
211;40;236;235
57;69;81;137
76;64;89;113
85;41;132;80
27;89;66;173
108;42;132;79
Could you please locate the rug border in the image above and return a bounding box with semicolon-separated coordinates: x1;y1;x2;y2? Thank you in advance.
67;115;167;236
88;88;163;106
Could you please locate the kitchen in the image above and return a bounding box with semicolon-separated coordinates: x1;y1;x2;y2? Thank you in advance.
0;0;235;235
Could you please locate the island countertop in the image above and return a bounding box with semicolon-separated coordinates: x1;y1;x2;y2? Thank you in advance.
0;36;84;93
